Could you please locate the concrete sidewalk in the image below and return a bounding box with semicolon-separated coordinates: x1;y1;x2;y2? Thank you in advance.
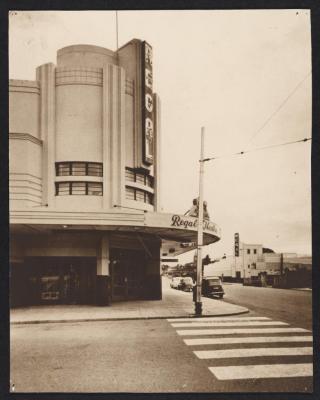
10;278;248;325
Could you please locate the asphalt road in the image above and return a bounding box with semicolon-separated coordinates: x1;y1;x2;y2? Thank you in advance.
220;283;312;330
10;285;313;393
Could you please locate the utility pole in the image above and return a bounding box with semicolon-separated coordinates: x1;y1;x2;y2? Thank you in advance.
195;127;205;316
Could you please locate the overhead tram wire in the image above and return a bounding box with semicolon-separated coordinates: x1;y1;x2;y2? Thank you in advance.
202;137;312;163
247;71;312;144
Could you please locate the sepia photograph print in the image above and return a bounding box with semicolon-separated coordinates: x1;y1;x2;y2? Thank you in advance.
8;7;314;394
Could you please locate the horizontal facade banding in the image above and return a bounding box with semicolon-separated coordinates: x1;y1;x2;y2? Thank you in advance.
56;67;103;86
9;132;42;146
9;80;40;94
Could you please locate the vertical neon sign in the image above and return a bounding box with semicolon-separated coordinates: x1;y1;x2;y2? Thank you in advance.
141;41;154;165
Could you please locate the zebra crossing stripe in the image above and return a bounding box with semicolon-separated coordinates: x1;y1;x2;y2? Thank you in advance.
209;363;313;380
167;317;270;322
171;321;288;328
194;347;313;359
176;327;309;336
184;335;313;346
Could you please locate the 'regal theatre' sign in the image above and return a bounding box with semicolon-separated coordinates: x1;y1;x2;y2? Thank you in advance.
170;214;218;234
144;212;221;241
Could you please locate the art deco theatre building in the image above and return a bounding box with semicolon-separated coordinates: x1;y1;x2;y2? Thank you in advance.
9;39;221;306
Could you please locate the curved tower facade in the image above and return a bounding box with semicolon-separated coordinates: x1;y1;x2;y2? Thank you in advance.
10;40;160;213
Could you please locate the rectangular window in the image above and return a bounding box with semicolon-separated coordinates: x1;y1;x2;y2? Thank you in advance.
136;189;145;201
56;162;103;177
87;182;103;196
56;182;70;195
71;182;86;195
56;182;102;196
254;249;257;254
125;169;135;182
126;186;135;200
88;163;103;177
146;175;154;188
136;174;145;185
247;249;250;254
56;163;71;176
146;192;154;205
72;163;86;176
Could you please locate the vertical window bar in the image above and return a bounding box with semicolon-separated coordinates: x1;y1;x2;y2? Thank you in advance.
85;182;88;195
85;162;89;176
69;163;72;175
69;182;72;195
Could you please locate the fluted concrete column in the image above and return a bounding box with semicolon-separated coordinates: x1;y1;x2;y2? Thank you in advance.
102;64;126;209
36;63;56;207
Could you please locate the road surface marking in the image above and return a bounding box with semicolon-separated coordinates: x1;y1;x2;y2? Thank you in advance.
171;321;288;328
184;335;313;346
176;327;309;336
194;347;313;359
208;363;313;380
167;317;271;322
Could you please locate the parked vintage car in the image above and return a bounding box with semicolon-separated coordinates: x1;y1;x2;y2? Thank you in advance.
180;276;194;292
170;276;183;289
202;276;224;298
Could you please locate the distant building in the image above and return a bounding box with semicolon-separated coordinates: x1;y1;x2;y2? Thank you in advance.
204;241;311;287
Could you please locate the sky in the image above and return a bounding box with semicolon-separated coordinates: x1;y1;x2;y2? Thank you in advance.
9;10;312;260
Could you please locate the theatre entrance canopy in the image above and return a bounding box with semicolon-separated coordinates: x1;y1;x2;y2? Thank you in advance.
10;209;221;255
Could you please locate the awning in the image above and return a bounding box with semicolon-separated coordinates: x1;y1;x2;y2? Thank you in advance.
10;209;221;254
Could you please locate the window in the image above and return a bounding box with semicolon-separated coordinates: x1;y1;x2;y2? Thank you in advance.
125;186;154;205
247;249;250;254
56;182;70;195
88;163;103;176
56;162;103;177
125;186;135;200
125;169;135;182
88;182;103;196
55;182;103;196
136;173;145;185
248;265;250;269
56;163;71;176
125;167;154;188
71;182;86;195
254;249;257;254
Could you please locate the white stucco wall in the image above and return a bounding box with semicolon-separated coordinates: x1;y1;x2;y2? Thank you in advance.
9;137;42;207
56;83;103;162
9;80;40;139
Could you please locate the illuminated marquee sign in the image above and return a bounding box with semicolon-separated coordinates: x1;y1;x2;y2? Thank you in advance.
141;41;154;165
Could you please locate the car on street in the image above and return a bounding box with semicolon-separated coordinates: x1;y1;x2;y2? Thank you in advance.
170;276;183;289
202;276;224;298
180;276;194;292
